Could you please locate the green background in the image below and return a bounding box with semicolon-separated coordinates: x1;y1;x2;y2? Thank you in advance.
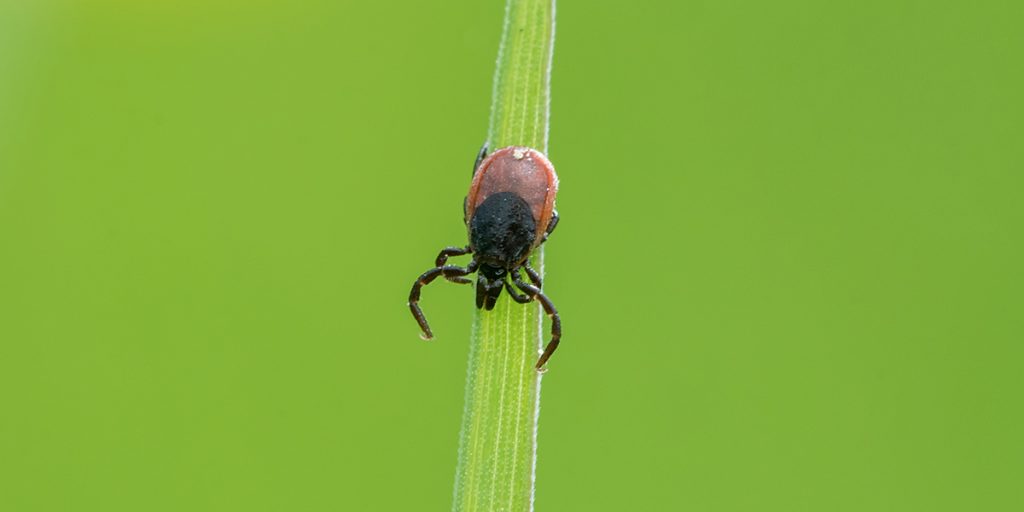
2;1;1021;510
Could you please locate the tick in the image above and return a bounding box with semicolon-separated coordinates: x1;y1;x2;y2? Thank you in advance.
408;144;562;370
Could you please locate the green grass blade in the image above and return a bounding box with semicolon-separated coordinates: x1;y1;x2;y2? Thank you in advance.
488;0;556;152
452;1;556;511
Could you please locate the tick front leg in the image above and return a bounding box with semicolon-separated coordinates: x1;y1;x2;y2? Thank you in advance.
435;245;471;266
435;245;473;283
523;264;542;289
409;260;477;340
513;272;562;370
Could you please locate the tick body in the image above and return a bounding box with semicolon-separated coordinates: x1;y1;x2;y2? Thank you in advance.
408;145;562;370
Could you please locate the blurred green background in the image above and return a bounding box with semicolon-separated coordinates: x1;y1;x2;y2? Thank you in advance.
1;1;1021;510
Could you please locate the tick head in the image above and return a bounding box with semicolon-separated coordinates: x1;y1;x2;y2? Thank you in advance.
478;263;507;281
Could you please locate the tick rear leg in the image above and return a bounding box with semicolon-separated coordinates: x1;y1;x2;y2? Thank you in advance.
542;210;559;242
512;268;562;370
409;260;478;340
436;246;473;283
473;142;489;176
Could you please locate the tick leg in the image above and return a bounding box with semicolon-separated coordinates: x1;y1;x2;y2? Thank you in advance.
435;246;471;266
542;210;559;242
513;270;562;370
505;278;531;304
522;264;542;289
473;142;489;176
409;260;478;340
436;245;473;283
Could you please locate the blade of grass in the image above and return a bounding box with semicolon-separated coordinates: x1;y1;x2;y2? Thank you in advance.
451;1;556;511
